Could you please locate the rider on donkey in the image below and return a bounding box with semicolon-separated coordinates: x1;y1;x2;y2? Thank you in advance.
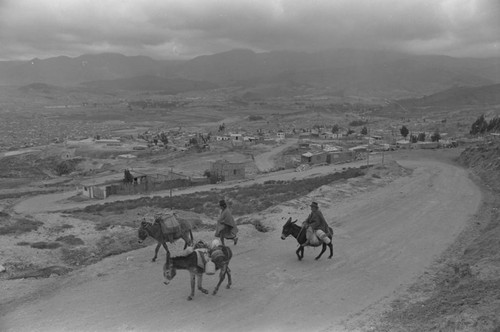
301;201;332;247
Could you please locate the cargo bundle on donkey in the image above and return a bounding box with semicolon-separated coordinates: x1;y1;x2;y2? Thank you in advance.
163;240;233;301
137;210;194;261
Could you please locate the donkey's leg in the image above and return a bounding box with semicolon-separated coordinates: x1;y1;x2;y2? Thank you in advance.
152;243;161;262
188;272;196;301
327;242;333;259
315;244;327;260
197;274;208;294
225;266;232;289
295;247;302;260
213;266;227;295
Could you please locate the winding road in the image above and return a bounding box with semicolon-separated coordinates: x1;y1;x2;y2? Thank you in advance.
2;154;482;332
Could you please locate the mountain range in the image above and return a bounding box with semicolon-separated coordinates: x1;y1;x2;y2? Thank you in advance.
1;49;499;99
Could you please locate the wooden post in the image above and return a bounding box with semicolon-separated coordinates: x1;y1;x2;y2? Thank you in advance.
170;166;173;198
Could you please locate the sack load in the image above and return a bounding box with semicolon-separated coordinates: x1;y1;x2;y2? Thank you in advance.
306;227;321;246
315;229;331;244
155;211;181;234
205;260;216;275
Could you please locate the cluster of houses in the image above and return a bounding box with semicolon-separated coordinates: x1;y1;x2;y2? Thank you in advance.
76;122;464;200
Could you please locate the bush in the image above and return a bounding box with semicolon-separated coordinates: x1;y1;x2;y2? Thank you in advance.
0;219;43;235
56;235;85;246
30;242;62;249
248;115;264;121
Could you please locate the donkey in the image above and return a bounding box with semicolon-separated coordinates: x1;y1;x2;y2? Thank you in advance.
137;220;193;262
281;217;333;260
163;246;233;301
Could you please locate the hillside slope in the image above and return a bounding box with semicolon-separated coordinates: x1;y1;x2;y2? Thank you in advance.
367;145;500;331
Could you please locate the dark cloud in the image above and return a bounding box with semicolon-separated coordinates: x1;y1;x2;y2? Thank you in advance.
0;0;499;60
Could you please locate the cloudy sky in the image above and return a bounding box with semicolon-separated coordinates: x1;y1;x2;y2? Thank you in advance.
1;0;499;61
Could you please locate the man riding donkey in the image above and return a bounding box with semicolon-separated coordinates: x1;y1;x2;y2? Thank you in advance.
301;201;332;247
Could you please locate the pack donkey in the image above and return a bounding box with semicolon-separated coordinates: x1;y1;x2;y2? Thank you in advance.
137;220;193;262
281;217;333;260
163;246;233;301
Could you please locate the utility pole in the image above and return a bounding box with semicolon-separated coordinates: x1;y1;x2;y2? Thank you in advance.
169;166;173;198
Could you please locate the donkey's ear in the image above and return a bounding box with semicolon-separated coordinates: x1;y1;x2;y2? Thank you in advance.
292;219;298;224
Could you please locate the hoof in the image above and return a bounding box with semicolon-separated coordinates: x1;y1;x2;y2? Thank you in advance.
328;256;333;259
212;290;218;296
226;285;231;289
199;288;208;294
152;258;157;262
187;296;193;301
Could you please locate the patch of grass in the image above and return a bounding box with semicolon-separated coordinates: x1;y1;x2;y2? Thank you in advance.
239;218;270;232
95;233;145;258
61;247;96;266
30;242;62;249
16;241;30;246
56;235;84;246
0;218;44;235
8;265;72;279
95;221;112;231
50;223;74;233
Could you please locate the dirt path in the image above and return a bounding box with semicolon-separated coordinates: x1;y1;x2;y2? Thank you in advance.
253;138;298;172
2;156;482;332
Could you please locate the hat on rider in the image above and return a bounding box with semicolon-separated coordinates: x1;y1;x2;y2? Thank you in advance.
310;202;319;208
219;199;227;208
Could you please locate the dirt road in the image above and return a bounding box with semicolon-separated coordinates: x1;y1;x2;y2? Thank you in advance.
2;156;481;332
253;138;298;172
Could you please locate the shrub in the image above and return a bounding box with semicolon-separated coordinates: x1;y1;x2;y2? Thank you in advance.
248;115;264;121
0;219;43;235
56;235;85;246
30;242;62;249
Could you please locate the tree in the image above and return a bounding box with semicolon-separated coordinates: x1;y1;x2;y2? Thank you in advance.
123;169;134;183
400;125;409;140
361;126;368;135
410;135;418;143
470;114;488;135
159;132;169;146
331;124;339;134
431;131;441;142
417;132;426;141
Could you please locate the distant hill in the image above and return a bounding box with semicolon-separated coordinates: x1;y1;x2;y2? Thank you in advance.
1;49;499;98
0;53;178;86
394;83;500;108
80;75;218;93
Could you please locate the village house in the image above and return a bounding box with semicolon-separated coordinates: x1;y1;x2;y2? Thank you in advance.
78;168;201;199
211;159;245;181
276;130;286;140
327;150;355;164
301;151;328;165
